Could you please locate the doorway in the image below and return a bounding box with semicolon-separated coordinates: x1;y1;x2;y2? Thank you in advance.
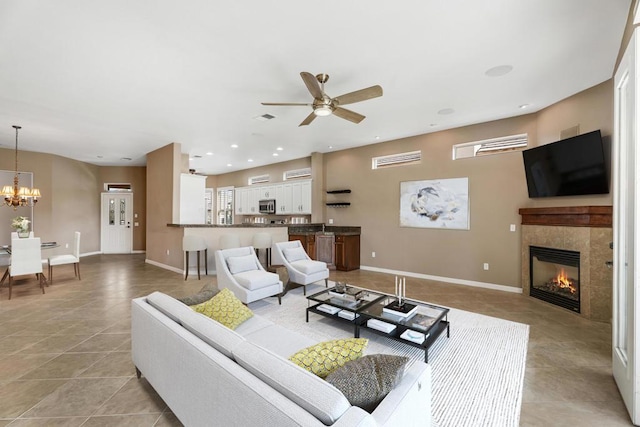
101;192;133;254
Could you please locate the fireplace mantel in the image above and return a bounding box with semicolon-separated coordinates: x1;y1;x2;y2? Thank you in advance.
518;206;612;227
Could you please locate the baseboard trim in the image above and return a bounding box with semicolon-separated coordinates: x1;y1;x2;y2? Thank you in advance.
145;259;184;275
132;250;146;254
80;251;101;258
360;265;522;294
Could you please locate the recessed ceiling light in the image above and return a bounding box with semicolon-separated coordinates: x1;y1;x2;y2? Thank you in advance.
227;163;232;167
429;124;438;127
519;104;530;109
276;147;283;151
189;157;194;161
485;65;513;77
231;144;238;148
273;153;278;157
375;136;380;140
120;157;132;161
206;152;213;156
438;108;455;115
248;159;253;162
328;145;333;149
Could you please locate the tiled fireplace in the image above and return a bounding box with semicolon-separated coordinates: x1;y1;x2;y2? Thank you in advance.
519;206;612;322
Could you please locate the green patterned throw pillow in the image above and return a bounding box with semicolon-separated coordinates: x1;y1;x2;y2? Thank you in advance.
191;288;253;330
288;338;368;378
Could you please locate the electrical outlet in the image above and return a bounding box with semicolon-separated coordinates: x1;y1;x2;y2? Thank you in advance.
328;219;334;224
483;263;489;270
510;224;516;232
134;222;139;226
166;249;170;255
372;252;376;258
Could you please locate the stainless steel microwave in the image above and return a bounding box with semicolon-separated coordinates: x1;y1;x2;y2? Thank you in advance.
258;199;276;214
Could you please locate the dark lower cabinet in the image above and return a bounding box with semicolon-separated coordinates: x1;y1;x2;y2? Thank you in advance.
335;235;360;271
288;234;316;260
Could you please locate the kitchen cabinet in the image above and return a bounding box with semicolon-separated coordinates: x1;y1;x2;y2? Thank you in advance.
234;187;249;215
235;179;311;215
291;180;312;214
288;234;316;260
334;234;360;271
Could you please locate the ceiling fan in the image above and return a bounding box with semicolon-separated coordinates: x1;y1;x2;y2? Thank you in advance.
261;72;383;127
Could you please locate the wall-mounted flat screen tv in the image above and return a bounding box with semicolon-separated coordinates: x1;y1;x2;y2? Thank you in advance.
522;130;609;198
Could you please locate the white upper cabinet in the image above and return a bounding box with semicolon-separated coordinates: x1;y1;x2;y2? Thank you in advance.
234;180;311;215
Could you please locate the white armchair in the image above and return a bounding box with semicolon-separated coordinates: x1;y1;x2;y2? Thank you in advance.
272;240;329;296
215;246;282;304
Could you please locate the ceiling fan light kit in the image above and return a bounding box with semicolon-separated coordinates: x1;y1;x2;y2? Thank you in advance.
261;71;383;126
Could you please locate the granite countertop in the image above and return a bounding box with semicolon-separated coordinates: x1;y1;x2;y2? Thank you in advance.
167;223;361;235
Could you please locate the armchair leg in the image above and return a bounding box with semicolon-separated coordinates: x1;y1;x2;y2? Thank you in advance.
0;268;8;286
135;367;142;379
184;251;189;281
76;262;81;280
278;294;281;305
197;250;201;280
204;249;208;275
325;278;328;287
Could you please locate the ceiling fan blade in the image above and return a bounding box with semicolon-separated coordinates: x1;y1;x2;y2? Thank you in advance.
333;85;383;106
299;112;317;127
300;72;323;99
261;102;312;106
333;107;365;124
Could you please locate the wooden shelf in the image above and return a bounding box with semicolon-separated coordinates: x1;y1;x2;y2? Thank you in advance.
326;203;351;208
326;189;351;194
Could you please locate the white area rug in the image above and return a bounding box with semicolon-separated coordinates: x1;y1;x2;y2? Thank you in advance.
248;283;529;427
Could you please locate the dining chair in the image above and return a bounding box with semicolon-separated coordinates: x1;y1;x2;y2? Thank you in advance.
4;237;46;299
10;231;34;239
48;231;81;285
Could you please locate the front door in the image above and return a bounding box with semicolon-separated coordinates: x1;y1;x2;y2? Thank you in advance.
101;192;133;254
613;29;640;424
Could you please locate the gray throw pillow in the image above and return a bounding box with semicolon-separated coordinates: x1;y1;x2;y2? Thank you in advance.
177;283;219;306
325;354;409;413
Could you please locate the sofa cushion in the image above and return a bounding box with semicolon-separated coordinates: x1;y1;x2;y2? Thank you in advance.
192;288;253;330
325;354;409;413
283;246;307;262
289;338;368;378
177;283;219;306
146;291;194;325
233;314;274;337
243;324;316;358
181;308;246;359
227;254;259;275
291;259;327;275
234;270;280;290
233;341;351;425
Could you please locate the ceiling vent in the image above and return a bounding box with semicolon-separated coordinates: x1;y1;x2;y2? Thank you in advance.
249;174;270;185
255;114;276;121
453;133;528;160
284;167;312;180
372;150;421;169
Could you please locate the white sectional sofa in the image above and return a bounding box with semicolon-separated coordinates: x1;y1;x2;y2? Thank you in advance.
131;292;432;427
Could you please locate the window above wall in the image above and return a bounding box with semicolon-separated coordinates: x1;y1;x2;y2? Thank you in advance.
372;150;422;169
452;133;528;160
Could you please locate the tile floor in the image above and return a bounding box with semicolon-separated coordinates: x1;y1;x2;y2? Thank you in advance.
0;254;632;426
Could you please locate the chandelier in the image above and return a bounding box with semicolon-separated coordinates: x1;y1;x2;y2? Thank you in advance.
1;125;41;209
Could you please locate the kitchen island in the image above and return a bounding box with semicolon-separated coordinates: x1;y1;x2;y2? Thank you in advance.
167;223;361;273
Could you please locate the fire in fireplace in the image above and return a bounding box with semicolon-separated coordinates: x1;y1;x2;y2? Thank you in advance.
529;246;580;312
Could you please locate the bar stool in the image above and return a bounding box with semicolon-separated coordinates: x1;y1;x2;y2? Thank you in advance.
183;235;208;280
219;234;241;250
252;232;272;268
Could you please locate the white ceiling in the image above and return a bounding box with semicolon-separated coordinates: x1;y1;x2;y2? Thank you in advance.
0;0;631;175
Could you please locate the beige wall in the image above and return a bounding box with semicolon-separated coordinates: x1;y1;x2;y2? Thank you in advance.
1;148;148;254
146;143;183;269
321;81;613;289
